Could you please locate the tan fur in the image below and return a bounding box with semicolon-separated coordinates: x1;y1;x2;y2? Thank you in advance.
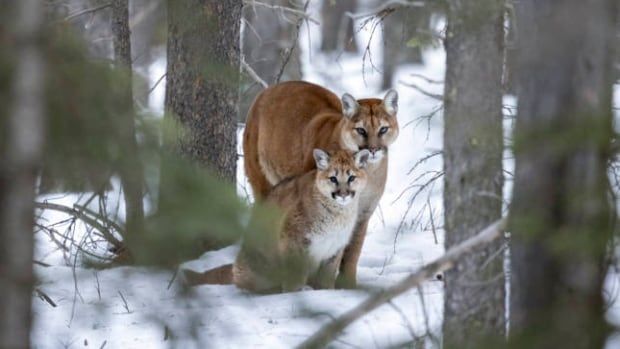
243;81;399;287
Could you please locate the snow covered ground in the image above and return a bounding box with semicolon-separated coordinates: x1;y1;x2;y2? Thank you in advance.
30;4;620;349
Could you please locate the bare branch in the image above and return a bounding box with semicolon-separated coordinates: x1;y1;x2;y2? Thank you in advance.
34;201;124;249
296;218;507;349
345;0;425;21
274;0;311;84
242;0;319;24
241;57;268;88
62;3;112;22
399;79;443;100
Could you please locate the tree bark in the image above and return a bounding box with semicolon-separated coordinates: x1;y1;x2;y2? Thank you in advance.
509;1;616;348
112;0;145;241
165;0;241;181
0;0;46;347
320;0;357;53
442;0;505;347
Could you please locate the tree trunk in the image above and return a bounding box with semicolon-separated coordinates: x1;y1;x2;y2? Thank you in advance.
112;0;145;241
165;0;241;181
509;1;616;348
442;1;505;347
320;0;357;53
0;0;46;347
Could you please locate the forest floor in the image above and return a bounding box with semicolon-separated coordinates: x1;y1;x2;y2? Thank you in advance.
31;9;620;349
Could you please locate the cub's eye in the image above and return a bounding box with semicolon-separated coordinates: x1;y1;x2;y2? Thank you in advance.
348;175;356;183
329;176;338;184
379;126;389;135
355;128;367;136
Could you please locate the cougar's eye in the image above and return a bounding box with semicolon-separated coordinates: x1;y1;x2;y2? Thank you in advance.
379;126;389;135
329;176;338;184
348;175;356;183
355;128;367;137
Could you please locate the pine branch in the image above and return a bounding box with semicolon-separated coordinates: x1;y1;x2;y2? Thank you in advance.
296;218;507;349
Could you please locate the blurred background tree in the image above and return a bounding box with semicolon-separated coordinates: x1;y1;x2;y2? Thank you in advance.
509;0;617;348
320;0;357;53
0;1;46;347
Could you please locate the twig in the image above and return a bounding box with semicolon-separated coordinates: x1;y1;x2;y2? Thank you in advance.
345;0;425;20
399;80;443;100
34;260;51;267
241;58;268;88
35;288;57;308
296;218;507;349
427;199;438;244
274;0;310;84
63;3;112;22
118;290;131;313
408;72;443;84
407;150;442;176
243;0;319;24
94;271;102;301
167;268;179;290
147;73;166;96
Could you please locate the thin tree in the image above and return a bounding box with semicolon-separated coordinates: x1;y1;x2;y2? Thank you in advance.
381;6;431;89
111;0;145;244
509;0;617;347
442;0;505;347
239;0;304;121
165;0;241;181
0;0;46;347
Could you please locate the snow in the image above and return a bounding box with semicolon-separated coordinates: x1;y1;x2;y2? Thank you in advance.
30;3;620;348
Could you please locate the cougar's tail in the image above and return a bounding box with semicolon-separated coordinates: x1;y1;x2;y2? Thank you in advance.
183;264;233;286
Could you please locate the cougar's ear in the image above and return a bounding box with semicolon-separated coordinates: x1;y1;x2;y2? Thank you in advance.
354;149;371;169
313;149;330;170
382;89;398;116
341;93;359;119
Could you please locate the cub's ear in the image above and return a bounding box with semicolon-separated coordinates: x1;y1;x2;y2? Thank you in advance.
382;89;398;116
341;93;359;119
313;149;330;170
354;149;371;169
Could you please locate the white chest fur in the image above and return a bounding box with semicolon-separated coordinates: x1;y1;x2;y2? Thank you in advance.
306;208;356;265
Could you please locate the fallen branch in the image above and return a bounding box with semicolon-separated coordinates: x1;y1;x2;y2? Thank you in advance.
34;201;123;249
296;218;507;349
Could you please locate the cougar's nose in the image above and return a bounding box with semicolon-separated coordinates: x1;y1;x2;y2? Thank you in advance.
332;190;348;198
368;147;379;154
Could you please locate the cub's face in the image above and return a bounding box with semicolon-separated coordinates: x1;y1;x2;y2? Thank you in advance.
340;90;400;164
313;149;370;206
